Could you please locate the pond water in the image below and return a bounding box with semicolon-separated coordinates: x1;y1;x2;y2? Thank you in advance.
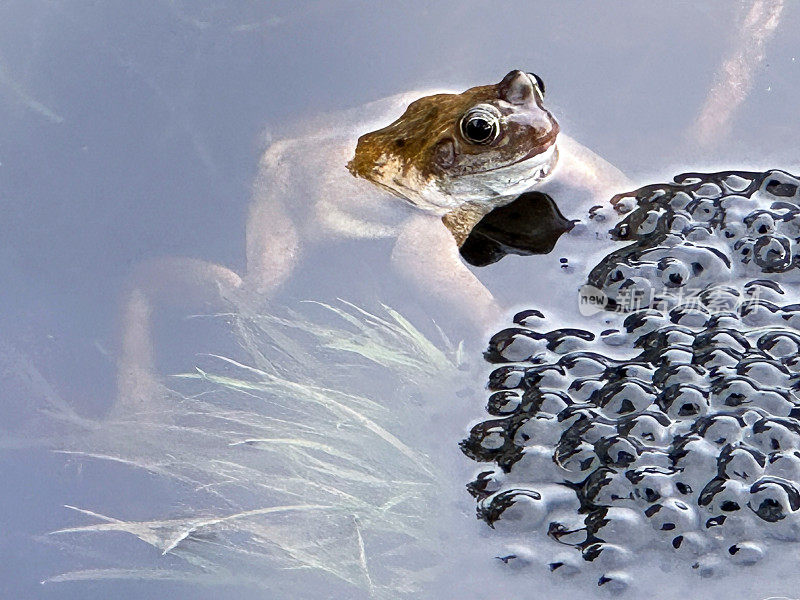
2;1;799;598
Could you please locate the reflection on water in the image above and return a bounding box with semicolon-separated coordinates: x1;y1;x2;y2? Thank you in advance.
461;192;575;267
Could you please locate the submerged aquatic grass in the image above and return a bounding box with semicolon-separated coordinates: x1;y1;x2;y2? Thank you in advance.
48;300;463;598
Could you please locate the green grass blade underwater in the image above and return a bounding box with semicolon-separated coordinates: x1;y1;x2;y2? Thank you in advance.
48;300;464;598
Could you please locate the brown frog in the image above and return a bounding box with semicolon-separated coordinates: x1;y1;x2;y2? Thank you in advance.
348;70;560;243
114;70;628;415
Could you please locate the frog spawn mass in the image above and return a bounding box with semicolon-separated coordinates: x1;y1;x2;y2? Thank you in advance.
461;170;800;590
588;169;800;311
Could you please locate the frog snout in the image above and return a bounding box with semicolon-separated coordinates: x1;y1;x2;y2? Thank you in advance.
524;112;559;147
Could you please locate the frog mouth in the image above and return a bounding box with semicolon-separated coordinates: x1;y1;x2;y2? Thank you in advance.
512;129;560;168
476;132;559;176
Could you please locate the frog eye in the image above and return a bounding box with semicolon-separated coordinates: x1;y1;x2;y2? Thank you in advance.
527;72;545;97
460;105;501;145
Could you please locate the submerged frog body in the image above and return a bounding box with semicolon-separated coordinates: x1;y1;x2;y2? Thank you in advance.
114;71;627;416
461;169;800;590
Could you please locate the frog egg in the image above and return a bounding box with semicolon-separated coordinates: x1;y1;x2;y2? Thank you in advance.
597;570;632;594
747;478;800;525
726;540;765;566
637;210;663;235
485;328;546;362
765;451;800;481
628;467;677;504
718;445;766;484
509;445;565;483
693;414;746;447
782;212;800;237
570;419;620;445
750;418;800;453
733;237;756;264
594;435;640;469
670;437;721;482
600;329;630;347
739;300;782;328
744;210;777;236
618;412;671;446
547;510;590;546
652;363;709;389
611;363;657;382
473;426;508;452
753;390;796;417
608;277;655;313
569;378;606;403
657;256;692;290
613;195;637;214
582;468;634;506
581;543;633;570
691;554;728;578
710;377;761;409
698;477;750;515
554;438;598;473
687;198;719;222
595;380;657;416
467;468;507;499
652;346;696;368
722;192;763;216
667;306;709;328
722;174;753;192
669;191;693;210
685;224;714;242
657;385;709;420
537;390;575;414
743;278;787;301
644;497;699;533
558;353;609;377
488;366;526;390
753;234;793;271
665;211;692;234
610;220;635;241
514;416;563;447
695;346;741;370
640;327;695;351
513;308;546;326
623;309;670;337
486;391;522;416
585;507;649;548
704;312;743;329
478;487;548;531
547;553;583;577
694;329;750;354
671;530;715;557
695;182;723;198
524;365;569;389
760;170;800;198
720;220;747;243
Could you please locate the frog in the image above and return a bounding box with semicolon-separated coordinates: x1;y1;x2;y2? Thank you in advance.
113;70;630;415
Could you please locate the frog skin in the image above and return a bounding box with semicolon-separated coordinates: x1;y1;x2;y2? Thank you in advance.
113;70;629;416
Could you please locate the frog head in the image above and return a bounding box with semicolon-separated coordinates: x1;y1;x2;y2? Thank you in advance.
347;70;560;226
